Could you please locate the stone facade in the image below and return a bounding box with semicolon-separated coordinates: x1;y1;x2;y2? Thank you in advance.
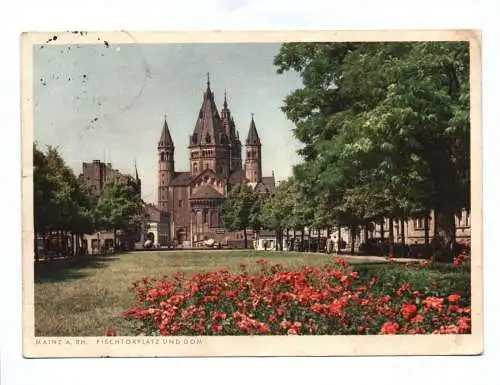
156;76;275;247
79;160;141;198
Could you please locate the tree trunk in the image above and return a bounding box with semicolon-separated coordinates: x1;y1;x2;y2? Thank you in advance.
337;226;341;254
34;231;39;262
308;228;311;252
433;209;456;262
350;225;356;255
113;228;118;255
243;228;248;249
42;232;47;261
400;219;406;257
379;220;385;256
389;218;394;257
424;215;430;258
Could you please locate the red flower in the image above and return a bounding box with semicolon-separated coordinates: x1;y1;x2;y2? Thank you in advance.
457;317;471;332
329;300;345;315
447;294;462;303
259;323;270;333
380;322;400;335
423;296;445;311
401;303;418;320
410;314;424;323
106;329;117;336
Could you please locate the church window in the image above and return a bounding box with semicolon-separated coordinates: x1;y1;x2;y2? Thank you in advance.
247;151;251;158
203;209;208;224
205;163;209;170
192;134;198;144
205;133;211;144
193;162;198;174
178;200;183;208
160;152;165;161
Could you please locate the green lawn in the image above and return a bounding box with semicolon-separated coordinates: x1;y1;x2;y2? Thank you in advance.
34;250;469;336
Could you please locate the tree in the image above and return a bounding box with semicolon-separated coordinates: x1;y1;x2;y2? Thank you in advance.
94;180;143;250
219;184;259;248
260;178;297;251
274;42;470;261
33;144;97;259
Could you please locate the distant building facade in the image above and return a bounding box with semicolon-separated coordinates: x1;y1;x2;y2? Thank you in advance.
156;76;275;247
79;159;141;198
78;160;143;254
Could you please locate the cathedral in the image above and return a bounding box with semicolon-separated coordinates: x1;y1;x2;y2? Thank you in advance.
156;75;276;247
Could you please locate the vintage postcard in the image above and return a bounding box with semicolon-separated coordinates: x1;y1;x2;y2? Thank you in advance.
21;30;483;357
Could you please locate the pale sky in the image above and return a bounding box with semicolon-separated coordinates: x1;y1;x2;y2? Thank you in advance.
33;43;303;203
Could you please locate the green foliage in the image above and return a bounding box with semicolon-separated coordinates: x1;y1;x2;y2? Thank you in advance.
94;180;144;237
33;143;96;235
274;42;471;259
220;184;261;231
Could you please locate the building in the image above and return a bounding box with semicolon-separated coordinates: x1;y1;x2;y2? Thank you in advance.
156;75;276;247
79;160;143;254
79;159;141;198
142;203;170;247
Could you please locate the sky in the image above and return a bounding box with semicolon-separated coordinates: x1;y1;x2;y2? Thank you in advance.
33;42;304;203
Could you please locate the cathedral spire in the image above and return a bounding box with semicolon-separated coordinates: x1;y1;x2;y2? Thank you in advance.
158;115;174;149
206;72;211;90
246;113;261;146
223;89;228;109
134;159;140;181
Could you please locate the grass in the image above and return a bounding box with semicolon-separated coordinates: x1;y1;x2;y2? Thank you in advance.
34;250;469;336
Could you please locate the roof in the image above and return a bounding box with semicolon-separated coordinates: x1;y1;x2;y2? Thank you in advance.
190;185;226;200
144;203;161;222
228;169;247;185
170;172;192;186
158;118;174;148
262;176;276;193
245;115;261;146
190;77;228;147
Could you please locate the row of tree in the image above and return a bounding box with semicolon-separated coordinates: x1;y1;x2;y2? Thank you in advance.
221;42;470;261
33;144;146;261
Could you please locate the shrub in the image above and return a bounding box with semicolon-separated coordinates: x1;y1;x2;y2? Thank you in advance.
121;251;471;336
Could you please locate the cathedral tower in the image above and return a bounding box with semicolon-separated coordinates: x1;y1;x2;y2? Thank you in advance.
244;114;262;183
158;116;174;212
189;74;231;177
220;91;242;172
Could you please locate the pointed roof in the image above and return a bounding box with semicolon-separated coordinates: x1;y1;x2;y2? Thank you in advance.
158;116;174;148
134;160;140;181
246;114;261;146
220;90;238;142
191;73;227;147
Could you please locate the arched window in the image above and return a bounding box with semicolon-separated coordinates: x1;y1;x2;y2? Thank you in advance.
193;162;198;174
160;152;165;161
204;163;209;170
205;133;211;144
203;209;208;224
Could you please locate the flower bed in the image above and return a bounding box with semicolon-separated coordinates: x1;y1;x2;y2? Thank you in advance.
121;252;471;336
